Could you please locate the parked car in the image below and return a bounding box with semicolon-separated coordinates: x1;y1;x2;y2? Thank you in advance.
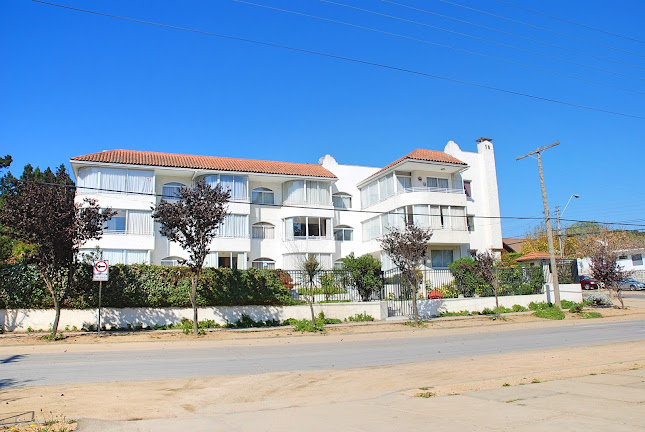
580;275;598;290
618;278;645;291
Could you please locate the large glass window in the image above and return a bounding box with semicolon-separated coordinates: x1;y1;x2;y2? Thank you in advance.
283;180;330;205
204;174;248;201
285;217;331;239
104;209;152;235
77;167;153;194
334;226;353;241
427;177;450;190
161;182;185;201
431;250;454;268
97;249;149;265
252;222;275;239
332;193;352;209
218;214;249;238
252;187;274;205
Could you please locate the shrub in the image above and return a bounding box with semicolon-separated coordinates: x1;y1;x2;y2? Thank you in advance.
436;282;459;299
533;305;565;320
449;258;491;297
347;313;374;322
0;263;297;309
511;304;528;312
585;293;613;306
292;318;323;332
317;312;341;324
439;310;472;317
581;311;602;319
569;303;584;313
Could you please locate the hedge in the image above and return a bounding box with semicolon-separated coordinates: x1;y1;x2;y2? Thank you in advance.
448;258;544;297
0;263;298;309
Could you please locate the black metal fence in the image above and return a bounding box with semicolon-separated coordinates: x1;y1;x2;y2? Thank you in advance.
280;269;381;303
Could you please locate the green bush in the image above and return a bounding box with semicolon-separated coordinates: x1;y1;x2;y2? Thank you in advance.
439;310;473;317
581;311;602;319
346;313;375;322
0;263;297;309
533;305;565;320
292;318;324;332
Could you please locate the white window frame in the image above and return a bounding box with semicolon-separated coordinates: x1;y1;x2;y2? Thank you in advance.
252;222;275;239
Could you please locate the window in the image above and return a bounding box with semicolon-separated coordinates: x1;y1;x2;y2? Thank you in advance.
427;177;449;190
285;217;331;239
467;215;475;232
332;193;352;209
334;225;353;241
77;167;154;194
618;255;628;260
396;174;411;192
217;214;249;238
252;187;274;205
284;253;332;269
334;259;344;269
463;180;472;199
99;249;149;265
204;252;245;269
431;250;454;268
104;209;153;235
283;180;330;205
161;182;185;201
204;175;248;201
252;222;275;239
160;256;183;266
633;254;643;266
252;258;275;270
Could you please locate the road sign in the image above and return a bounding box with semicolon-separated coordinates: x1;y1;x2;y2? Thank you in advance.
93;260;109;281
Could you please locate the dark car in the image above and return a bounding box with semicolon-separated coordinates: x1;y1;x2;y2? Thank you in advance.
618;278;645;291
580;275;598;290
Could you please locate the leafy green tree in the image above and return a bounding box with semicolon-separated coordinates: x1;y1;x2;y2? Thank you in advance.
379;224;432;322
151;180;229;334
341;253;383;301
0;165;115;335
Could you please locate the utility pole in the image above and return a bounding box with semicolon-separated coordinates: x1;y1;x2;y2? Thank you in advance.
555;205;563;257
517;141;561;308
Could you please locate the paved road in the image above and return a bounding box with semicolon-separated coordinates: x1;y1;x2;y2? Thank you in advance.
3;320;644;390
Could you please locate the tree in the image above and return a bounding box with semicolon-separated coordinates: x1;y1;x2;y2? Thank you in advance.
582;230;632;308
472;251;501;318
379;224;432;322
151;180;229;334
301;254;321;328
0;165;115;335
341;253;383;301
521;223;580;258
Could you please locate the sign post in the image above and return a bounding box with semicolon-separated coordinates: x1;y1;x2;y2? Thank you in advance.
93;260;109;335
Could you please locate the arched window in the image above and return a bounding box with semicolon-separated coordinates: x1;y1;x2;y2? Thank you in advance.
334;225;353;241
332;192;352;209
160;256;184;266
252;258;276;270
161;182;185;201
252;187;274;205
252;222;275;239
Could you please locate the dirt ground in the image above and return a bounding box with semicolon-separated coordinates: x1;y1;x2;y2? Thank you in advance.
1;301;644;428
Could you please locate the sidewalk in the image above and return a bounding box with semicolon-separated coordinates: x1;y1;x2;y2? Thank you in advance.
77;368;645;432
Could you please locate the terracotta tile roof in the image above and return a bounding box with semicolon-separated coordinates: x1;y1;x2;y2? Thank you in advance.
71;150;337;179
515;251;563;261
361;149;466;183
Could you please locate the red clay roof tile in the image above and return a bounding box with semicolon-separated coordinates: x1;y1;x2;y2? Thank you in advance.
361;149;466;183
71;150;336;179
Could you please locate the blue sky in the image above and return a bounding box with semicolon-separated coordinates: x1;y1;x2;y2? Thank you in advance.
2;0;644;237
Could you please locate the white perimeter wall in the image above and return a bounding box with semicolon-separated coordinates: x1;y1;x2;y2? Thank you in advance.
1;284;582;331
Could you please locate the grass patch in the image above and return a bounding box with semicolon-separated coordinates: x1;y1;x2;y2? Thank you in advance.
41;333;65;341
292;318;324;332
533;306;565;320
404;320;425;327
414;391;436;398
439;310;473;317
502;383;510;387
531;379;541;383
581;311;603;319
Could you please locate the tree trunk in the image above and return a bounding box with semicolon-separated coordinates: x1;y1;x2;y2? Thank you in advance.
493;278;500;319
191;273;199;334
309;281;317;327
41;272;60;336
411;274;419;323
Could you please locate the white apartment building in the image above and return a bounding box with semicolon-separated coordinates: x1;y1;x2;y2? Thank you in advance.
71;138;502;271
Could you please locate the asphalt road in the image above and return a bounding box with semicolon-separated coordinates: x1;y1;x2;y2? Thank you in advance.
2;320;644;390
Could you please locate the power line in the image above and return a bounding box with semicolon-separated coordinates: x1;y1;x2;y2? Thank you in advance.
379;0;645;73
317;0;645;84
434;0;645;59
29;0;645;120
492;0;645;45
19;179;645;228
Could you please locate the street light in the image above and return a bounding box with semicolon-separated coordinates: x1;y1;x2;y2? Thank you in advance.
557;194;580;257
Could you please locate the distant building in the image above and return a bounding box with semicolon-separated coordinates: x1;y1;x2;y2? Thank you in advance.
70;139;502;270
